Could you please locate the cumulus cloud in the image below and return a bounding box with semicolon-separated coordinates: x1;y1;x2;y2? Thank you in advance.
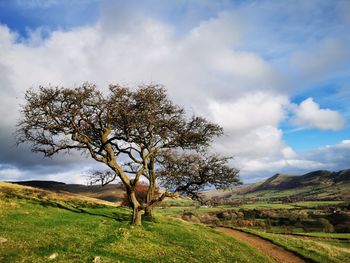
209;92;288;132
291;98;346;131
0;1;349;183
0;10;286;178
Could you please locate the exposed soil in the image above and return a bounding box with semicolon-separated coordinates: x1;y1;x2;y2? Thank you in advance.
217;227;309;263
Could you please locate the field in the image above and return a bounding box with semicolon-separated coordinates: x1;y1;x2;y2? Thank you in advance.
0;182;272;263
156;200;347;217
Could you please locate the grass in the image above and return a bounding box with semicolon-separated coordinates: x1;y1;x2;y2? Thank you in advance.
293;232;350;239
232;182;350;202
291;201;345;208
240;228;350;263
161;197;198;207
0;182;273;263
237;203;296;209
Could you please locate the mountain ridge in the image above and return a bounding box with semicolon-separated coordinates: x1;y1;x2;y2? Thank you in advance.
204;169;350;202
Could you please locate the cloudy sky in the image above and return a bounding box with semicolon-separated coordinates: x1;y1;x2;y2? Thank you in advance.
0;0;349;184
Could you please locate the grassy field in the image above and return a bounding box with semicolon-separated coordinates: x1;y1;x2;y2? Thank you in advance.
293;232;350;239
0;182;273;263
240;228;350;263
156;200;347;218
230;182;350;202
291;201;344;208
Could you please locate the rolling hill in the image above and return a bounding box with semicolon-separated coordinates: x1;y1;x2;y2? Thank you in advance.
205;169;350;202
249;169;350;192
0;181;272;263
10;180;125;202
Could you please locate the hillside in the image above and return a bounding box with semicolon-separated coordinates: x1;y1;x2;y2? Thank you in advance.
205;169;350;202
0;181;273;263
251;169;350;192
11;180;125;202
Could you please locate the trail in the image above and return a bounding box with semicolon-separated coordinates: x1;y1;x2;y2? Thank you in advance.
217;227;310;263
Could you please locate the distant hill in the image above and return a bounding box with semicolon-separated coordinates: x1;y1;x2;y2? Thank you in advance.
250;169;350;192
204;169;350;202
10;180;125;202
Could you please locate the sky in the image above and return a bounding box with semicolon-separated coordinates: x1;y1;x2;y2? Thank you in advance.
0;0;349;184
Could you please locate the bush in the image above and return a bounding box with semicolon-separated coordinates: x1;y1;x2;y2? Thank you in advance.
316;218;334;233
120;183;161;207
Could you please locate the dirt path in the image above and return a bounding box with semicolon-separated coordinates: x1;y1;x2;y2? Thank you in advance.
217;227;309;263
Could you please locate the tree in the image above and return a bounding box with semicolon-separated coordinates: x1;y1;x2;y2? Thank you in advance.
158;151;240;203
16;83;224;225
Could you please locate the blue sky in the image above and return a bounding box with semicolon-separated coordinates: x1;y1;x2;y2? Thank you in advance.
0;0;349;183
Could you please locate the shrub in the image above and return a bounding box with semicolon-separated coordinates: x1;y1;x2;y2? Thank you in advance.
120;183;161;207
316;218;334;233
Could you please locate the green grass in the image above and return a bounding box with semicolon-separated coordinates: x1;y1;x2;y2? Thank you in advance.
291;201;345;208
233;182;350;202
237;202;296;209
293;232;350;239
161;197;198;207
240;228;350;263
157;202;298;217
0;182;273;263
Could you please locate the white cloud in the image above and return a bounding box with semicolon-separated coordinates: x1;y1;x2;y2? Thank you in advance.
0;167;22;180
291;98;346;131
208;92;294;167
209;92;288;132
0;2;349;183
241;159;325;173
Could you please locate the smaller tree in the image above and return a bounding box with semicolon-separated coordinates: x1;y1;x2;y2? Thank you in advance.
158;150;240;204
86;170;116;186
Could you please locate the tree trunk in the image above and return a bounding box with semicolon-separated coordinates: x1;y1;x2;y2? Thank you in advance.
144;204;153;217
144;178;155;217
132;207;142;226
144;158;156;217
129;190;142;226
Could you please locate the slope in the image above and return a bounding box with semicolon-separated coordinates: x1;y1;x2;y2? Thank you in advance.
0;181;272;263
11;180;125;202
224;169;350;202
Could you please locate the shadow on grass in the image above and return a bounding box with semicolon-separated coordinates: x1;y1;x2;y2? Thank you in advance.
38;199;131;222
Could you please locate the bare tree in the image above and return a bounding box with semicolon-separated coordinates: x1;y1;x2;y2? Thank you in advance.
86;170;116;186
16;83;223;225
158;150;240;203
